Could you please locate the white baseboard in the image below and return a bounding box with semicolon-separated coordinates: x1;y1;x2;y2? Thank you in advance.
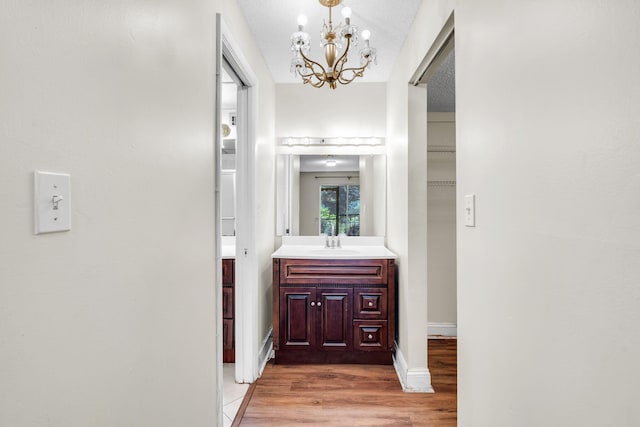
257;327;273;376
393;342;434;393
428;322;457;337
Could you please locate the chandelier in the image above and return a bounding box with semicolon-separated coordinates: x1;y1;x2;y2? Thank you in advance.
290;0;377;90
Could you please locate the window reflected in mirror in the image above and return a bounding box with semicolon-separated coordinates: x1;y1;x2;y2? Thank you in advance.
320;184;360;236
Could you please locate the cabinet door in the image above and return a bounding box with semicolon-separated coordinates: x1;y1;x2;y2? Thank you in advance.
280;287;316;350
317;289;352;351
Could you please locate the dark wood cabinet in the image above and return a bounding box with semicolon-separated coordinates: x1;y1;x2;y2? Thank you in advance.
279;287;315;349
279;287;352;352
318;288;352;351
222;259;235;363
273;258;396;364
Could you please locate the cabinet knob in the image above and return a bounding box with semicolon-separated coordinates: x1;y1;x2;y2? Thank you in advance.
310;302;316;307
317;301;322;307
368;301;374;307
368;334;373;339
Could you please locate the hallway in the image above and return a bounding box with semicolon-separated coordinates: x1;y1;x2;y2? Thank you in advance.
3;1;640;425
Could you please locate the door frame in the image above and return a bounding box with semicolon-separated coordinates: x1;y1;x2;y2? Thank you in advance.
391;11;456;393
215;14;260;396
222;29;259;385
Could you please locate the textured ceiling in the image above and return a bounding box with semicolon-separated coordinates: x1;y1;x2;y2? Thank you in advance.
237;0;423;83
427;48;455;112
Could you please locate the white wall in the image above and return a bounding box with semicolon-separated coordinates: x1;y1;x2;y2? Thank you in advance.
390;0;640;425
427;113;457;328
275;83;387;240
387;17;435;386
276;83;386;138
456;1;640;424
0;1;218;425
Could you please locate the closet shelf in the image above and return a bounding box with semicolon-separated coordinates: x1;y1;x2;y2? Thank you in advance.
427;180;456;187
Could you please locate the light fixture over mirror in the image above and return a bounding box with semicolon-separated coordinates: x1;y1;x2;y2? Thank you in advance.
325;155;337;167
290;0;377;89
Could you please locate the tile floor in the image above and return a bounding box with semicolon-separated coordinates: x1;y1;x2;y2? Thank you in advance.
223;364;250;426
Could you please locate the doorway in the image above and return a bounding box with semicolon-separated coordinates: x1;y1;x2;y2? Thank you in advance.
425;47;457;338
215;14;259;426
411;15;457;337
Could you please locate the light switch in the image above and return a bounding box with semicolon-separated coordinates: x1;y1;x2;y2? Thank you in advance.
34;171;71;234
464;194;475;227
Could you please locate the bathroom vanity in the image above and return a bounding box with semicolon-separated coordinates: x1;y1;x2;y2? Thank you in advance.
272;237;397;364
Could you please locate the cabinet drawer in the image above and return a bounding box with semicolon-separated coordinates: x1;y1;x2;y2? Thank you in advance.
222;259;234;285
223;319;234;350
353;320;388;351
222;286;233;319
354;288;387;319
280;259;388;285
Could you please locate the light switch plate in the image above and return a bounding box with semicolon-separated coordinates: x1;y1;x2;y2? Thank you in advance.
464;194;475;227
34;171;71;234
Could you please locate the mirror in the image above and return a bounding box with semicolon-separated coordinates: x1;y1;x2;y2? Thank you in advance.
277;154;386;236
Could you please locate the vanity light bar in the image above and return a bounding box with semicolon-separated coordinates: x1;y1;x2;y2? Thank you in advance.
279;137;385;146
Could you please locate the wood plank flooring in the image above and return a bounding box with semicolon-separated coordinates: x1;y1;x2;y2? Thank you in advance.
236;339;457;426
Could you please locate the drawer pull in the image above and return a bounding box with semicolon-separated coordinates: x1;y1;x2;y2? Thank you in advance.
368;302;373;307
317;301;322;307
310;302;316;307
368;334;373;339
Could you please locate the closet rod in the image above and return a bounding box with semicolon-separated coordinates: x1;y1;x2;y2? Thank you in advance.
314;175;356;180
427;145;456;153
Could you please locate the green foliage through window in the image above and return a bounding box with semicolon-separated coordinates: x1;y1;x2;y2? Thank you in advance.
320;185;360;236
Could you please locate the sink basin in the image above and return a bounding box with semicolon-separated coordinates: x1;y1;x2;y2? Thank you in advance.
307;249;361;256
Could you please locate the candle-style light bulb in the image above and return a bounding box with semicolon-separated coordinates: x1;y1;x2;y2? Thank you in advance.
361;29;371;47
341;6;352;25
297;14;308;31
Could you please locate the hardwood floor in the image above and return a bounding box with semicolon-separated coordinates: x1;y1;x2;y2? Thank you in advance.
235;339;457;426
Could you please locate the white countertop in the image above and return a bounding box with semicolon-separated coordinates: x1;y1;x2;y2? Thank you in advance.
272;236;397;260
221;236;235;259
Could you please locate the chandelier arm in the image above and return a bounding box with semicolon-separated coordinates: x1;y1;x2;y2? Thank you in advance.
332;35;352;76
301;73;326;88
297;49;330;84
336;63;369;84
336;69;364;84
296;67;326;88
299;49;327;75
